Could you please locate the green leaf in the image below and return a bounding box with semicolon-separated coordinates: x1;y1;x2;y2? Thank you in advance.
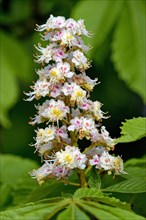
77;202;121;220
72;0;124;58
125;157;146;167
88;168;101;189
123;166;146;179
112;1;146;102
10;0;31;22
73;188;130;210
0;154;38;187
73;188;102;199
0;199;67;220
0;31;32;127
0;183;12;209
26;180;77;203
78;201;145;220
103;177;146;193
0;51;19;127
117;117;146;143
57;204;90;220
0;31;32;82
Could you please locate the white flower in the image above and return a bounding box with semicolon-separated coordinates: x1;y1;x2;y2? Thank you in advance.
77;19;91;37
82;117;95;131
71;84;86;104
35;126;55;145
41;99;70;122
25;79;50;101
31;99;69;124
37;142;53;155
61;30;77;47
57;62;74;78
46;15;66;30
36;15;66;32
52;164;71;179
55;145;87;169
37;64;53;80
112;156;126;175
62;82;75;96
101;126;115;147
35;43;67;64
86;146;105;157
68;117;83;131
55;125;68;140
72;50;89;70
73;73;97;91
96;151;114;170
35;43;54;63
90;128;100;142
89;155;100;166
50;83;62;98
49;66;64;83
30;163;53;185
65;18;78;35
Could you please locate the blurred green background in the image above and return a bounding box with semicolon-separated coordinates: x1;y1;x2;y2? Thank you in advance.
0;0;145;161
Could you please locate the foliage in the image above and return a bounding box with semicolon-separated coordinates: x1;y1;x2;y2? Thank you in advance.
0;152;146;219
117;117;146;143
72;0;145;102
0;0;145;219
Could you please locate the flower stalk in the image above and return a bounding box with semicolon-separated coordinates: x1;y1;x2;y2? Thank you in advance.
26;15;126;186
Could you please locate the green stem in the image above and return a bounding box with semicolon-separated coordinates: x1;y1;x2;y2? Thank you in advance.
77;169;88;188
85;165;92;175
61;179;80;187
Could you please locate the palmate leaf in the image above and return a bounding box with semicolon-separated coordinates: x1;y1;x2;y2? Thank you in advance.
78;201;145;220
57;204;90;220
73;188;130;210
112;0;146;102
103;177;146;193
116;117;146;143
73;188;102;199
0;199;68;220
72;0;124;58
1;189;144;220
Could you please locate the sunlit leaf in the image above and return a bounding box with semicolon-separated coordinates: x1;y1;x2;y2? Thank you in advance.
0;31;32;82
0;200;64;220
0;51;19;127
73;188;102;199
112;1;145;102
0;183;12;209
72;0;124;58
0;31;32;127
0;154;38;187
57;204;90;220
117;117;146;143
78;201;145;220
103;177;146;193
124;156;146;167
123;166;146;179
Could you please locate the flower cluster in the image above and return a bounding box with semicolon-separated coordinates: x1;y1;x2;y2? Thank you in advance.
26;15;126;186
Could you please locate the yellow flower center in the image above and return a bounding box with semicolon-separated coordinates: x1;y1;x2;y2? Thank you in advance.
64;154;73;163
46;129;53;135
51;69;58;77
75;90;83;97
51;107;62;118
